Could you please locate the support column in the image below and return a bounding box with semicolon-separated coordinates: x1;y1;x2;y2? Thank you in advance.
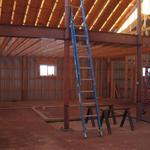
64;0;70;129
136;0;143;120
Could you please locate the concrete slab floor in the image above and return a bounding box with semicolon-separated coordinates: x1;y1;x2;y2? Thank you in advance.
0;107;150;150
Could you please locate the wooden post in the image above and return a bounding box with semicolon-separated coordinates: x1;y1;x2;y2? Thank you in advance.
136;0;143;120
64;0;70;129
124;56;128;100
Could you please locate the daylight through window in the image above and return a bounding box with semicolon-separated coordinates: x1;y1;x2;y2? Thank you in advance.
40;65;56;76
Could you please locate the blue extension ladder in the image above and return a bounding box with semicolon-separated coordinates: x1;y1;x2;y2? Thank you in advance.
70;0;103;138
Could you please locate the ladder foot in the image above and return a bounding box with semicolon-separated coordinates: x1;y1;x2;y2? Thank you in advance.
98;128;103;137
83;132;87;139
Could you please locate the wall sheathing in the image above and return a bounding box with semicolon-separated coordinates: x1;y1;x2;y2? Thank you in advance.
0;56;109;101
2;55;150;102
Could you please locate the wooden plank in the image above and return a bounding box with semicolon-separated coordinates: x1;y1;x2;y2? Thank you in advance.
25;0;42;25
59;0;81;28
102;0;132;31
86;0;107;28
37;0;55;26
13;0;28;25
74;0;95;27
9;38;30;55
1;0;14;24
49;0;64;27
111;0;136;31
0;38;11;54
5;38;26;56
92;0;120;31
0;25;138;46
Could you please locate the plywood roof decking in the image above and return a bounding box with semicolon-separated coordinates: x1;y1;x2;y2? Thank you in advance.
0;0;137;57
0;0;135;30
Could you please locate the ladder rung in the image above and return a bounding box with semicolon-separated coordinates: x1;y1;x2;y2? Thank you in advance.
81;90;94;93
82;102;95;106
76;15;83;18
81;79;93;81
75;34;86;37
77;45;87;48
74;25;81;27
80;67;91;70
84;114;97;118
79;56;88;58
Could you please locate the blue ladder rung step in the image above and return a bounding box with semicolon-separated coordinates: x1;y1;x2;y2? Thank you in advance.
82;102;96;106
76;44;87;48
81;78;93;81
78;56;89;58
76;16;83;18
75;35;86;38
81;90;94;93
80;67;91;70
74;25;81;28
84;114;97;118
70;25;81;28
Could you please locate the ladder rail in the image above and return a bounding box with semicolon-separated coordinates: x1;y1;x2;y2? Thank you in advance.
70;9;87;134
80;0;102;130
70;1;103;138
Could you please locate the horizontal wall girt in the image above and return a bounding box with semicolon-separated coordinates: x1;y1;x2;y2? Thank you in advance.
0;25;149;46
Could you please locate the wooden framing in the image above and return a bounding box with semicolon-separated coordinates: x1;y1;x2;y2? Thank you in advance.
0;25;138;45
63;0;70;129
0;0;146;122
136;0;142;120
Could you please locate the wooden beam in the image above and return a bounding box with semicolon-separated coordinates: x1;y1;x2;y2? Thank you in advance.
0;24;142;46
0;25;65;40
63;0;70;130
136;0;142;120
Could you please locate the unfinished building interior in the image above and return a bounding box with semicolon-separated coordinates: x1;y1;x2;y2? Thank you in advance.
0;0;150;149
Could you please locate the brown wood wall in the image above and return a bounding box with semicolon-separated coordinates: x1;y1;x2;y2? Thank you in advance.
0;56;109;101
2;55;150;102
